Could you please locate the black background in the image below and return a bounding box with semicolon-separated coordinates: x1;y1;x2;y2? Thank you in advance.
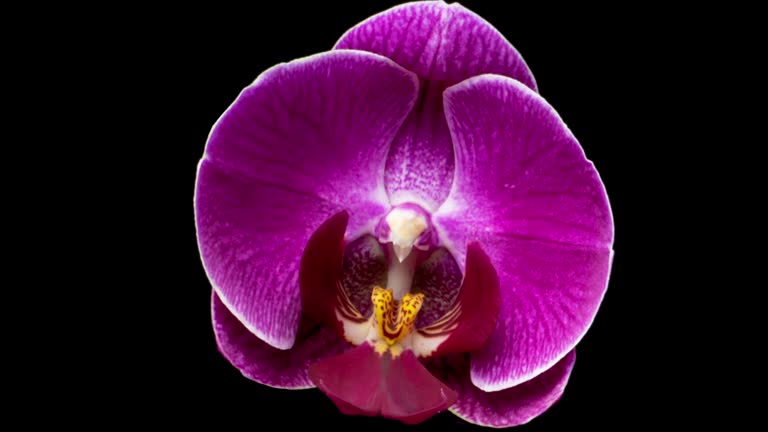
119;1;705;429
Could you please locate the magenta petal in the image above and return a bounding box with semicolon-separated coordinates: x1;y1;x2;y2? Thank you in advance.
336;1;536;209
437;75;613;390
335;2;536;89
212;292;346;389
441;350;576;427
195;51;418;349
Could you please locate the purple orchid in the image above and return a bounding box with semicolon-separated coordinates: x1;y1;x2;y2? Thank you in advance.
195;1;613;428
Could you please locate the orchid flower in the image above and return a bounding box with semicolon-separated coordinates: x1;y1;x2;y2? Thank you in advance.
196;1;613;428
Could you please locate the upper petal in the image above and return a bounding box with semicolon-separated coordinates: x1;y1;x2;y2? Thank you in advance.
436;75;613;390
336;1;536;210
335;1;536;89
195;51;418;349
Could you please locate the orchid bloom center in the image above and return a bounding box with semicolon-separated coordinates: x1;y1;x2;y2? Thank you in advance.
370;286;424;357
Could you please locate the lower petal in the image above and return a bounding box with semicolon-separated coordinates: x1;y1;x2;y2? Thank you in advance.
431;350;576;428
212;292;346;389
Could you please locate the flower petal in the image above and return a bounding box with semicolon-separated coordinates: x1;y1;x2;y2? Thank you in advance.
212;292;346;389
335;2;536;89
336;1;536;210
309;344;457;424
436;75;613;390
431;350;576;427
412;242;500;358
196;51;418;349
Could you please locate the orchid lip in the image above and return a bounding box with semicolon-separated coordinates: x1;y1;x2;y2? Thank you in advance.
299;210;502;424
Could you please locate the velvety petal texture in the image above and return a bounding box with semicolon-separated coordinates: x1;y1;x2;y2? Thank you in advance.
336;1;536;210
430;350;576;427
436;75;613;390
212;293;346;389
309;343;457;424
196;51;418;349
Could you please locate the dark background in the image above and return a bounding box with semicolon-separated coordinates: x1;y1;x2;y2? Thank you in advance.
121;1;704;429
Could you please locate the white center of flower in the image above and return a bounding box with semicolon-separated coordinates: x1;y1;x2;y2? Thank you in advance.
385;208;428;263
